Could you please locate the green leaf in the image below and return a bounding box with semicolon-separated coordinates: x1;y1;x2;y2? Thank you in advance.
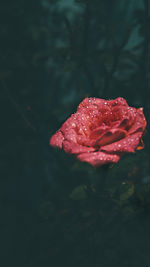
120;183;134;201
69;185;87;200
82;211;91;218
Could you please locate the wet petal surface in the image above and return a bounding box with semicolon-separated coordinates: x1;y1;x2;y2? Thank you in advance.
50;130;64;148
63;140;95;154
77;151;120;167
101;132;143;153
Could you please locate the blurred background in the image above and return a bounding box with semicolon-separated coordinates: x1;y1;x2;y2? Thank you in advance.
1;0;150;266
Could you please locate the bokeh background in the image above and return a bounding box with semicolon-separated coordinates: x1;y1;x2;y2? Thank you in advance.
1;0;150;266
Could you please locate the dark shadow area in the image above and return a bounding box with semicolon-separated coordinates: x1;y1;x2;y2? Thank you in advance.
1;0;150;266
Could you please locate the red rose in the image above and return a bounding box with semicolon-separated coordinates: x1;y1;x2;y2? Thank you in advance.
50;97;146;167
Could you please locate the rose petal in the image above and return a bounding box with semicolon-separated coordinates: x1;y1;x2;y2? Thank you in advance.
77;97;106;111
95;129;127;147
109;97;128;107
112;118;131;131
101;132;143;153
128;108;147;134
60;117;79;142
77;135;96;147
50;130;64;148
89;125;110;139
63;140;95;154
77;151;120;167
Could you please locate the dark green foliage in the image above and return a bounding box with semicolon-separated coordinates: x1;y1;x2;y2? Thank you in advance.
1;0;150;266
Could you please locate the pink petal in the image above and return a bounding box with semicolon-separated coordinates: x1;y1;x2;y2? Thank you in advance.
63;140;95;154
128;108;147;134
95;128;127;147
101;132;143;153
77;151;120;167
77;97;105;111
50;130;64;148
109;97;128;107
89;125;110;139
61;113;90;139
60;116;79;142
112;118;131;131
76;135;96;147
